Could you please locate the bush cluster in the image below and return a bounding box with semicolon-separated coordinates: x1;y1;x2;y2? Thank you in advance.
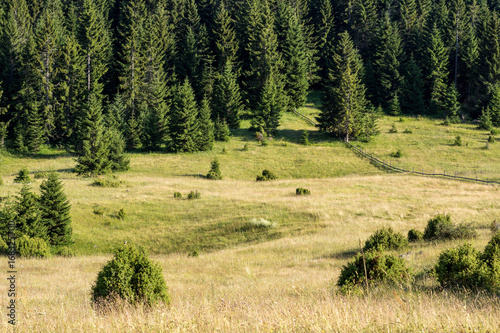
187;191;201;199
14;168;31;183
363;227;408;252
173;192;182;199
337;250;413;293
296;188;311;195
92;244;170;306
91;178;122;187
256;169;277;181
423;214;476;241
408;229;423;242
391;149;403;158
206;159;222;180
16;235;51;258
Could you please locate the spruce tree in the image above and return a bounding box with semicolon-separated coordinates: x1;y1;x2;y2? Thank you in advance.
400;57;426;115
442;85;461;123
252;70;286;133
214;117;230;142
317;31;369;141
281;8;309;110
74;93;110;175
479;108;493;130
315;0;336;83
212;60;243;128
169;79;199;153
213;1;238;69
197;97;214;151
104;129;130;172
39;172;72;245
486;83;500;127
15;185;47;241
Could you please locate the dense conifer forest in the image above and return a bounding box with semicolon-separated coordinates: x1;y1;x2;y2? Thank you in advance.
1;0;500;160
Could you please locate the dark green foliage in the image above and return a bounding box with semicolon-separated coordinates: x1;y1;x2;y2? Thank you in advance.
242;144;249;151
423;214;477;241
389;124;398;133
391;149;403;158
479;109;493;131
92;244;170;306
403;128;413;134
16;235;51;258
105;129;130;172
408;229;423;242
15;185;47;241
337;251;413;292
91;178;121;188
296;188;311;195
169;79;199;153
435;243;489;290
214;117;230;142
0;237;8;254
14;168;31;183
173;192;182;199
39;172;72;246
212;61;242;128
256;169;277;181
363;227;409;252
197;97;214;151
117;208;126;220
454;135;462;146
442;85;461;123
93;206;104;215
188;250;199;257
488;135;495;143
187;191;201;200
300;130;309;145
34;171;48;179
400;57;425;115
206;159;222;180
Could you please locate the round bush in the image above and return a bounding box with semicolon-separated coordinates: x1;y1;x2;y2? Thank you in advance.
92;244;170;306
363;227;409;252
423;214;476;241
435;243;489;290
337;251;413;292
408;229;423;242
16;235;51;258
206;159;222;180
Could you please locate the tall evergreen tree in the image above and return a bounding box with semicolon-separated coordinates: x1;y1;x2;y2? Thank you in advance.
39;172;72;245
74;93;110;175
315;0;336;83
252;68;286;133
485;83;500;126
15;185;47;241
169;79;199;153
317;31;369;141
197;96;214;151
400;56;426;115
213;1;238;70
212;60;243;128
442;84;461;123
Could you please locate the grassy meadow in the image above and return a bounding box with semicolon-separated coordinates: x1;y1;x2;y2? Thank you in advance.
1;94;500;331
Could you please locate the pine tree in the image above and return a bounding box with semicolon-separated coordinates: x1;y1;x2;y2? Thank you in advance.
106;94;126;134
442;84;461;123
15;185;47;241
400;57;426;115
213;1;238;69
252;70;286;133
485;83;500;127
316;0;336;83
169;79;199;153
425;23;450;116
281;7;309;110
388;93;401;116
212;60;243;128
79;0;112;99
214;117;230;142
197;97;214;151
373;14;403;110
317;31;369;141
39;172;72;245
105;129;130;172
74;93;110;175
479;108;493;130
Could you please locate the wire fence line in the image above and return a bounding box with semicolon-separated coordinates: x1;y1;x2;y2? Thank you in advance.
346;141;500;185
289;109;499;185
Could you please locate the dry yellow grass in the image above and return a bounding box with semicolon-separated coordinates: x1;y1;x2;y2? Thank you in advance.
1;175;500;332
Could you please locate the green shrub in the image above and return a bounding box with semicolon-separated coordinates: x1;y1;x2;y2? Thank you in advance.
91;178;121;187
34;171;48;179
391;149;403;158
481;233;500;292
260;139;268;146
206;159;222;180
0;237;8;254
187;191;201;200
389;124;398;133
454;135;462;146
93;206;105;215
363;227;408;252
403;128;413;134
173;192;182;199
423;214;476;241
91;244;170;306
296;188;311;195
16;235;51;258
300;130;309;145
242;143;249;151
117;208;126;220
214;118;230;142
491;128;500;135
337;251;413;293
54;246;76;257
14;168;31;183
435;243;489;290
488;135;495;143
408;229;423;242
188;250;199;257
256;169;277;181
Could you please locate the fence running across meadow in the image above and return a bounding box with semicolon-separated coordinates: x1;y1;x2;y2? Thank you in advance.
291;109;499;185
